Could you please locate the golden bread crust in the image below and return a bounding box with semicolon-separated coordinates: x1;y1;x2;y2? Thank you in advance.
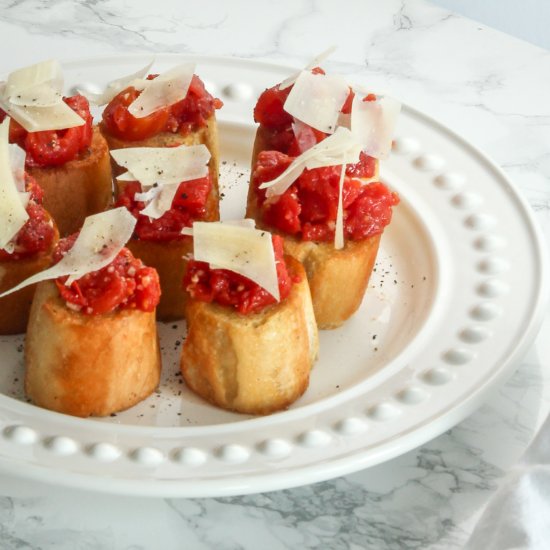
101;114;220;220
0;217;59;335
27;127;113;237
126;238;192;322
180;257;318;415
282;235;381;329
247;127;382;329
24;281;161;417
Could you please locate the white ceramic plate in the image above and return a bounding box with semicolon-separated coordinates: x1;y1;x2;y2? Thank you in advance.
0;55;547;497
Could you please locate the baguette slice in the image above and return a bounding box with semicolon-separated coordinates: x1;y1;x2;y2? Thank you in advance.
181;257;318;415
25;280;161;417
280;235;380;329
125;237;192;322
0;218;59;335
27;127;113;237
101;113;220;218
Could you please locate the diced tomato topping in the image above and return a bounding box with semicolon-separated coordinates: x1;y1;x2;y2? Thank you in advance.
101;74;222;142
115;175;211;242
101;87;170;142
253;85;293;128
254;68;377;156
0;95;94;168
184;235;297;315
252;150;399;243
0;175;56;261
54;235;160;315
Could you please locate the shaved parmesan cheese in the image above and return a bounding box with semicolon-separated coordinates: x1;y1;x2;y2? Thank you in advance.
116;170;138;182
111;144;210;187
4;59;63;107
192;221;280;301
351;95;401;160
283;71;349;134
82;59;154;105
0;86;85;132
9;144;29;208
139;184;181;220
279;46;337;90
0;208;137;298
9;144;26;193
259;127;362;198
222;219;256;229
0;60;85;132
0;119;29;250
128;63;195;118
112;144;210;219
182;218;256;237
334;162;346;250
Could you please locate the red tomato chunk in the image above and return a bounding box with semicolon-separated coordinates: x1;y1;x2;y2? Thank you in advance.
115;176;211;242
253;67;375;157
0;95;94;168
102;75;223;142
252;151;399;242
54;236;161;315
184;235;296;315
0;176;56;261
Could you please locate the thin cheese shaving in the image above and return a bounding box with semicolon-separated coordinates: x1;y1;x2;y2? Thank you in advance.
116;170;138;182
4;59;63;107
0;118;29;250
284;71;349;134
128;63;195;118
139;184;181;220
279;46;337;90
0;60;85;132
351;95;401;159
111;144;210;219
111;144;210;186
0;208;137;298
334;161;346;250
0;86;85;133
191;221;280;301
9;144;26;193
81;59;154;105
182;218;256;236
259;126;362;198
9;144;29;208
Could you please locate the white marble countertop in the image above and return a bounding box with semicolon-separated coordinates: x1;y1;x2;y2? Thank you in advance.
0;0;549;548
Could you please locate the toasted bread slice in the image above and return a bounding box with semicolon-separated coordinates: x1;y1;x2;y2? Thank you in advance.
126;238;192;322
180;257;318;415
281;235;380;329
25;280;161;417
27;127;113;237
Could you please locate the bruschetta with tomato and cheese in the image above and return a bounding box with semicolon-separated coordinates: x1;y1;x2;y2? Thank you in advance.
248;57;401;328
180;221;318;415
0;60;112;236
0;208;161;417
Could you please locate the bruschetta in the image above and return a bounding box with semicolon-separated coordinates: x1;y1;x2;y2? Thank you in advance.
247;133;399;329
98;65;222;208
112;143;218;321
0;208;162;417
180;222;318;415
0;176;58;334
1;61;113;237
249;63;401;328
